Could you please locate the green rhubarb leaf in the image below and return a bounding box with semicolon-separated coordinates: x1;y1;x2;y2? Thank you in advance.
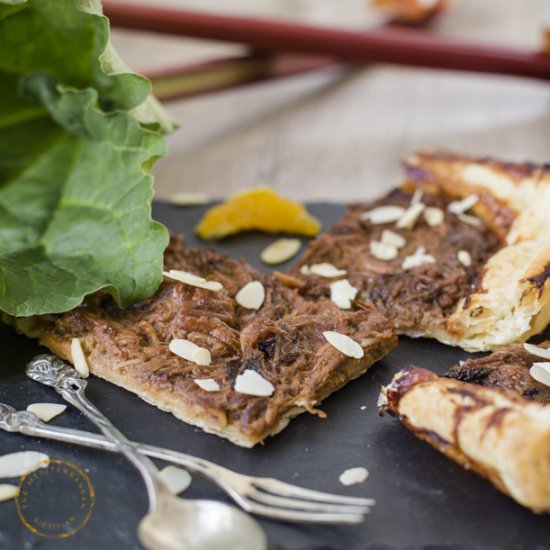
0;0;175;316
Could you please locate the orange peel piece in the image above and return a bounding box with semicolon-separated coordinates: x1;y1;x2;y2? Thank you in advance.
195;187;321;240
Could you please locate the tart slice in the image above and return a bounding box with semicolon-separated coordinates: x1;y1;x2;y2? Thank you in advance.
283;152;550;351
14;236;396;447
378;342;550;513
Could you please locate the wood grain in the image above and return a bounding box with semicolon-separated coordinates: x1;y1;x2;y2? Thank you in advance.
110;0;550;202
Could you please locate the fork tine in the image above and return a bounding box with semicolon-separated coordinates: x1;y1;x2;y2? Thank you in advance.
253;477;375;506
249;490;371;514
244;501;368;524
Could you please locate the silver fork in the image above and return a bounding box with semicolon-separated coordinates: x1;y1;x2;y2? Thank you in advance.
15;355;373;524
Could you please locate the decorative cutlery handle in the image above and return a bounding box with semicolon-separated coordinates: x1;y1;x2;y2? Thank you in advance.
26;354;83;390
0;404;43;432
24;357;229;481
26;354;165;510
26;355;116;429
1;407;221;478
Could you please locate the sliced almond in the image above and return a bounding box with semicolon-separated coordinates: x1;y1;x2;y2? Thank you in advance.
26;403;67;423
396;202;425;230
235;281;265;310
169;192;210;206
323;331;364;359
380;229;406;249
448;194;479;215
163;270;223;292
423;207;444;227
529;362;550;387
191;347;213;366
169;339;211;366
402;248;436;270
411;189;424;205
169;270;205;283
159;466;192;495
524;343;550;360
0;451;49;478
330;279;358;309
370;240;398;261
457;250;472;267
301;263;347;278
194;378;221;392
71;338;89;378
339;467;369;486
260;239;301;265
234;370;275;397
457;213;481;227
414;246;427;256
0;484;18;502
360;337;376;347
360;205;405;224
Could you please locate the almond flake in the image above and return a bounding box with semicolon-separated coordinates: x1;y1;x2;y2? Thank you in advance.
159;466;192;495
415;246;427;256
0;484;18;502
260;239;301;265
448;194;478;215
235;281;265;310
71;338;89;378
524;343;550;361
402;248;436;270
424;207;444;227
360;205;405;224
169;339;212;366
169;270;205;283
411;189;424;205
169;192;210;206
529;362;550;387
370;240;398;261
26;403;67;423
457;250;472;267
194;378;221;392
457;213;481;226
0;451;49;478
360;338;376;347
380;229;406;249
163;270;223;292
330;279;358;309
191;347;212;366
234;370;275;397
339;467;369;486
396;202;425;230
301;263;347;278
323;331;364;359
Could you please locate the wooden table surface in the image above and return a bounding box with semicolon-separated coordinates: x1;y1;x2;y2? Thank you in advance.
111;0;550;202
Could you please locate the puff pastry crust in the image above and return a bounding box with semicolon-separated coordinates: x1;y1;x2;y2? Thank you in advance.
379;364;550;513
404;152;550;350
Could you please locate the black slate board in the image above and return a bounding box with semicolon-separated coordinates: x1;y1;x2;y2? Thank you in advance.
1;202;549;550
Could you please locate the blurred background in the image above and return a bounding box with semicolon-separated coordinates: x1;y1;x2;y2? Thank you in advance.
110;0;550;202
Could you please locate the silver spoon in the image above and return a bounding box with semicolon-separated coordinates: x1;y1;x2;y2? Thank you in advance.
26;355;267;550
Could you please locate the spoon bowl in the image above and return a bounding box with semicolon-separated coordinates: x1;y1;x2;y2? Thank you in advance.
139;494;267;550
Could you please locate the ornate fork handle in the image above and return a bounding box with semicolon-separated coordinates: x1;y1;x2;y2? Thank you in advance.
25;355;109;429
0;404;230;480
26;355;166;511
